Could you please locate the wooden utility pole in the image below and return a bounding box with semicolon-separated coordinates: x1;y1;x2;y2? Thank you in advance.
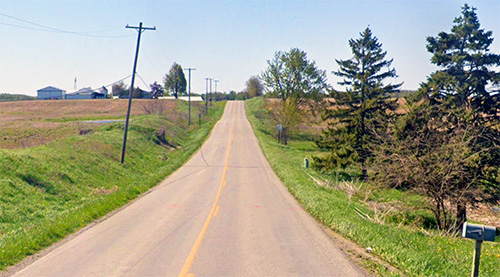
184;68;196;125
204;78;211;114
121;22;156;164
214;80;219;102
209;78;213;106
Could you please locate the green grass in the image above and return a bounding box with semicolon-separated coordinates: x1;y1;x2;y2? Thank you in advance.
0;100;226;270
245;97;500;276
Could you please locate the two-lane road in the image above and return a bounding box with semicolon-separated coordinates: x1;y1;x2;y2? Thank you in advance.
14;101;363;276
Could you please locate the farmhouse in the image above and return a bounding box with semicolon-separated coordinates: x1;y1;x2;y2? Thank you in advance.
37;86;66;100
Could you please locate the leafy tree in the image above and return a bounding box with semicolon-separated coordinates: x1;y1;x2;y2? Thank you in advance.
244;76;264;98
266;98;302;145
261;48;327;144
315;27;401;180
112;81;129;99
132;87;144;99
150;82;163;99
164;63;187;99
261;48;328;105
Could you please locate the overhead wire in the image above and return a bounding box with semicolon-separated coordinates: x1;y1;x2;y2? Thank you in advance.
135;73;151;90
141;49;164;75
0;21;61;33
156;32;170;61
0;12;131;38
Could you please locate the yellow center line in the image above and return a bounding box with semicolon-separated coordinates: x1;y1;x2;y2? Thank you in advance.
214;205;220;217
178;117;235;277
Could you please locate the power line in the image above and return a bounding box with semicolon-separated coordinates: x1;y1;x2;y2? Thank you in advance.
0;12;131;38
141;49;164;75
0;21;61;33
103;75;132;88
135;73;150;89
156;32;170;61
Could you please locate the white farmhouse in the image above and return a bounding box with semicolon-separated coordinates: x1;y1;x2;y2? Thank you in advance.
37;86;66;100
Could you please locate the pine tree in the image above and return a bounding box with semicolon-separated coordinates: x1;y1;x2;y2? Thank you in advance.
315;27;401;180
420;3;500;227
426;4;500;119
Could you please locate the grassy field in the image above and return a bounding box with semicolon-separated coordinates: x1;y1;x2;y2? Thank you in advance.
0;99;225;270
245;97;500;276
0;99;168;149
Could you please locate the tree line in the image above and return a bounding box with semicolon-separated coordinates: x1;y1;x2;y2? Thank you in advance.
259;4;500;231
112;62;264;101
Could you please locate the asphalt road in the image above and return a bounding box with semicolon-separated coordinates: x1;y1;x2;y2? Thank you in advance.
14;101;363;277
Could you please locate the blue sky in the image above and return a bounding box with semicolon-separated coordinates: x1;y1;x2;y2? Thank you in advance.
1;0;499;96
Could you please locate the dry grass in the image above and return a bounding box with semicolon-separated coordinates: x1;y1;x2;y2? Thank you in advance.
0;99;176;149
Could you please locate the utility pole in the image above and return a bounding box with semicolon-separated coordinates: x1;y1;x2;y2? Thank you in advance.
121;22;156;164
204;78;211;114
214;80;219;103
184;68;196;125
209;78;213;106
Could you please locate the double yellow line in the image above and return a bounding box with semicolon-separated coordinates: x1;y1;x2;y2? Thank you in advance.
178;117;235;277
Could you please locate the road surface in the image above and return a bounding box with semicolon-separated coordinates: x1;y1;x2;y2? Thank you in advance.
14;101;363;276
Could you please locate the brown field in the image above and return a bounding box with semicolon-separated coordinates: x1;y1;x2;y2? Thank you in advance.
264;97;410;136
0;99;176;149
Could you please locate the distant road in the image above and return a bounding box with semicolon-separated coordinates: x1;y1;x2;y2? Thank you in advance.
14;101;363;276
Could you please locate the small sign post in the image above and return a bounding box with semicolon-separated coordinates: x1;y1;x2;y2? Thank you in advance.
277;124;283;144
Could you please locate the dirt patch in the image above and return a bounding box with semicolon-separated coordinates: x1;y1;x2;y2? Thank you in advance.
468;203;500;227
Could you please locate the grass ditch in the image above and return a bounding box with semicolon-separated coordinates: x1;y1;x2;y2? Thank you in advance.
245;97;500;276
0;100;225;270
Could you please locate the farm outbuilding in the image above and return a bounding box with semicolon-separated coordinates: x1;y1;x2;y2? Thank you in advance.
37;86;66;100
66;87;108;100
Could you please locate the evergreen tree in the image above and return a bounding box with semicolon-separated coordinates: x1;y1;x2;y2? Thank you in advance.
163;63;187;99
315;27;401;180
426;3;500;119
420;3;500;227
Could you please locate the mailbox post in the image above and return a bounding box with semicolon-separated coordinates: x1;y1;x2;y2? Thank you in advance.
462;222;497;277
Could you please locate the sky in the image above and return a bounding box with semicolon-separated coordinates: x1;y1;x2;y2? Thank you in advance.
0;0;499;96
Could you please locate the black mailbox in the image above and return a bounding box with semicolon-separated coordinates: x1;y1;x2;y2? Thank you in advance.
462;222;496;242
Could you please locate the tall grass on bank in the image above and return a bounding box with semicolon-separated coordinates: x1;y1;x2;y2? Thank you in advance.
245;97;499;276
0;100;225;270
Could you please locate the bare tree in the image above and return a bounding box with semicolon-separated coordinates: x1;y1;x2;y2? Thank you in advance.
371;103;500;231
